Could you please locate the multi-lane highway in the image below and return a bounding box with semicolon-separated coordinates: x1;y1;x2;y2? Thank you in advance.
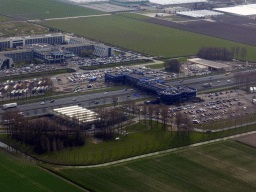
166;72;235;90
0;89;150;117
0;71;238;118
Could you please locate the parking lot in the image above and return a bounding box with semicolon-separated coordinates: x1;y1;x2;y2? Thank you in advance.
169;90;254;124
68;51;141;67
0;63;61;77
130;89;255;126
53;64;175;93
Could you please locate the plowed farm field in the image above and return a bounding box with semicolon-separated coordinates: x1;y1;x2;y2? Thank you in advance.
144;16;256;47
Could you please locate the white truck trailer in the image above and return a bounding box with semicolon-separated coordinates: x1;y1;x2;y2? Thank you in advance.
3;103;17;110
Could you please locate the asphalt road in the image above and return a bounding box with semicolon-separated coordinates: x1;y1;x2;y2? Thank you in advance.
167;72;234;90
0;71;238;117
0;88;150;117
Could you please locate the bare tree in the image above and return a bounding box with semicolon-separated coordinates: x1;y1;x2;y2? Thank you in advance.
240;47;247;61
155;106;160;129
175;112;183;138
231;47;235;59
235;47;240;59
143;103;147;125
148;104;154;129
161;105;169;131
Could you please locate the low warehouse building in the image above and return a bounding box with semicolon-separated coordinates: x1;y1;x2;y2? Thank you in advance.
177;10;224;18
51;105;100;126
188;58;230;71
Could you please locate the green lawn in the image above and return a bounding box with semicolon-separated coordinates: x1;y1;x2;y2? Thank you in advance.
146;63;165;69
43;14;256;61
0;0;103;20
2;121;256;166
0;148;84;192
0;16;12;22
53;140;256;192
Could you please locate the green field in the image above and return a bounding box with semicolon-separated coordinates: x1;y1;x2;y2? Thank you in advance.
0;148;84;192
2;121;256;166
52;140;256;192
0;0;103;20
43;14;256;61
0;20;49;38
0;16;12;22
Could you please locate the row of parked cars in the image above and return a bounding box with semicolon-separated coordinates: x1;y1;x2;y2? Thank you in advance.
0;64;58;77
71;53;141;67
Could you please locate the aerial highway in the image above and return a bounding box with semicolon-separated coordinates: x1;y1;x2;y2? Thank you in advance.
0;89;150;117
0;70;240;117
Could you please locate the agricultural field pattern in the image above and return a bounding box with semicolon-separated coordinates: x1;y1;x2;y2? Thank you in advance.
54;140;256;192
43;14;256;61
0;0;103;20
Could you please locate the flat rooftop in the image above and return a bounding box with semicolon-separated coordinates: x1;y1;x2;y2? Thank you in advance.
177;10;224;18
52;106;100;124
1;49;32;54
149;0;207;5
188;58;229;69
62;43;94;48
0;33;64;42
127;73;146;80
214;4;256;16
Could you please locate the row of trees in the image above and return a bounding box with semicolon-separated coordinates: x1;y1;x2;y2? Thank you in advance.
197;46;247;61
234;70;256;90
197;47;233;61
94;108;125;140
3;110;85;154
2;107;126;153
121;99;194;138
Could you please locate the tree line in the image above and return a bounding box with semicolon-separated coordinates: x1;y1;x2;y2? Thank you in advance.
197;46;247;61
234;70;256;91
3;110;85;154
122;98;194;139
2;107;125;154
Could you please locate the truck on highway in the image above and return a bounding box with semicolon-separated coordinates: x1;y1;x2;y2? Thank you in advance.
202;83;212;88
3;103;17;110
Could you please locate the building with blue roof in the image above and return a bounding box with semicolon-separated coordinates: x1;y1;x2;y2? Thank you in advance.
105;71;197;104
